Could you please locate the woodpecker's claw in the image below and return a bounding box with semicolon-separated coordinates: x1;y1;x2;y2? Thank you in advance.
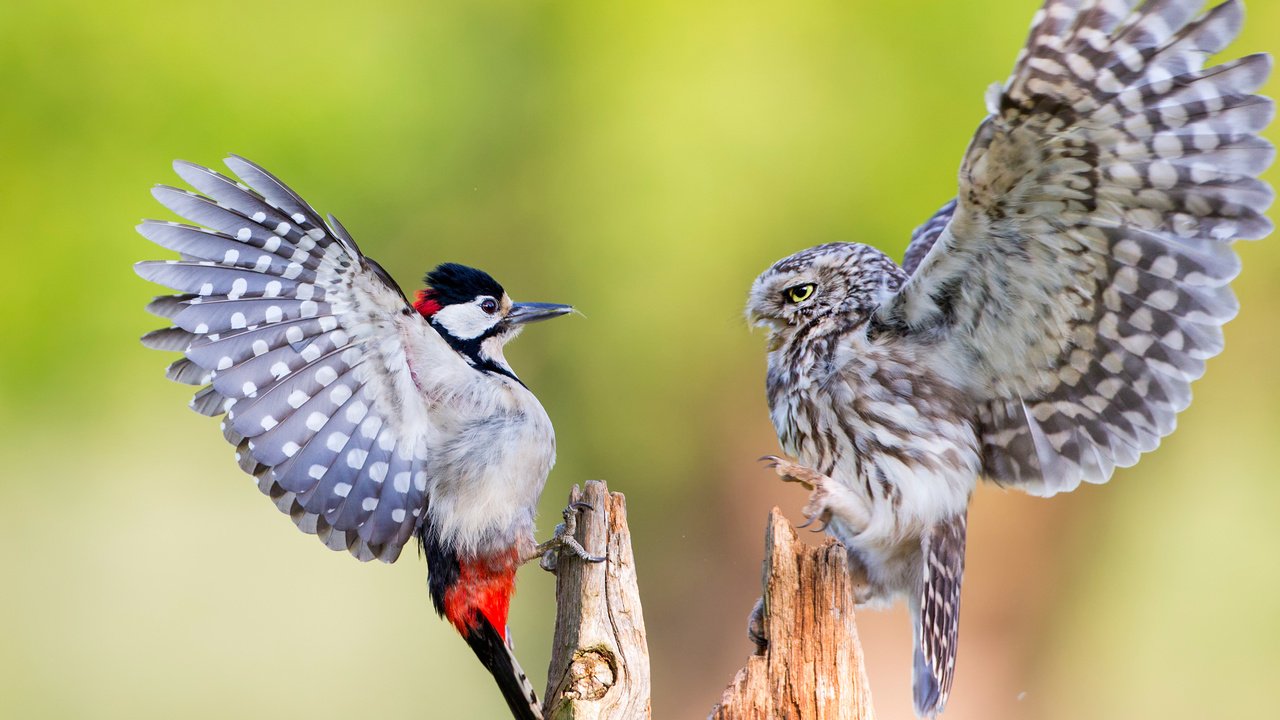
528;502;606;573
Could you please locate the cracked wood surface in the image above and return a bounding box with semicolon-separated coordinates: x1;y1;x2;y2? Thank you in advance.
543;481;652;719
709;509;876;720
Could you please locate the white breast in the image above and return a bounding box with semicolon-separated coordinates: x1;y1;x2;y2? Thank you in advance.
424;374;556;557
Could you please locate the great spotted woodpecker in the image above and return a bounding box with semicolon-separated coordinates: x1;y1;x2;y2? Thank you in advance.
136;156;599;719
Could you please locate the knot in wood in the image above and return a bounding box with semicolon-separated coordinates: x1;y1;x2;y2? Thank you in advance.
563;647;617;701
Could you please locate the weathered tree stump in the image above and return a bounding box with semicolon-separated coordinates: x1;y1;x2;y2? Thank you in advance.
709;509;876;720
539;489;874;720
543;481;652;719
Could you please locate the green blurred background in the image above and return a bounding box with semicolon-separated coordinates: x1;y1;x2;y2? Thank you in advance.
1;1;1276;718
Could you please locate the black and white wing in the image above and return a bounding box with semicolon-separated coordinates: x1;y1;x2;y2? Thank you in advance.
137;156;460;562
886;0;1274;495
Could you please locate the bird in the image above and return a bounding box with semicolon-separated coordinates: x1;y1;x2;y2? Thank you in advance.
135;155;601;720
746;0;1273;716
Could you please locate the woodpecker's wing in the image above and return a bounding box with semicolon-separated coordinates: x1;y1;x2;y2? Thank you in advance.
883;0;1274;495
137;156;461;562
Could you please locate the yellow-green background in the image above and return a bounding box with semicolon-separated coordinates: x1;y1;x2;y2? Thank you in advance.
2;1;1276;718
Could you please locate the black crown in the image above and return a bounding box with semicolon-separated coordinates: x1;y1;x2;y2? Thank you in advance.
424;263;506;306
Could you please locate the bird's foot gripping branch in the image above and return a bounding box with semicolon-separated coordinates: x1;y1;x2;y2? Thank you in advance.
529;500;608;572
541;486;881;720
542;481;652;720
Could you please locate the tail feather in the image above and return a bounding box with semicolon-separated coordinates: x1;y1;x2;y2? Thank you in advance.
912;513;967;718
912;637;943;717
419;523;541;719
462;617;544;720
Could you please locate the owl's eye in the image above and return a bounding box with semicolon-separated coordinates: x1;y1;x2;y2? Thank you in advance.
480;298;499;314
784;283;816;304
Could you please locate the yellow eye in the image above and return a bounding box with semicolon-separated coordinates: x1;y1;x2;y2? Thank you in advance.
784;283;816;304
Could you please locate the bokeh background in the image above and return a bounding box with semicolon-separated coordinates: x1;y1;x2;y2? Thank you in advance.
2;0;1277;718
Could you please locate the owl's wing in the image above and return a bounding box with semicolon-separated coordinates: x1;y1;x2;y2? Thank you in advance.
881;0;1274;495
137;156;464;561
902;200;958;276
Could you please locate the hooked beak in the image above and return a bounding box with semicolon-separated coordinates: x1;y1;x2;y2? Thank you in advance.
504;301;573;326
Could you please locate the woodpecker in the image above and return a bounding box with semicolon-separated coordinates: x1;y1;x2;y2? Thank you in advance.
747;1;1272;716
136;156;599;720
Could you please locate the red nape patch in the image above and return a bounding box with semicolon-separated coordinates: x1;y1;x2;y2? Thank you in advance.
442;549;520;640
413;289;442;318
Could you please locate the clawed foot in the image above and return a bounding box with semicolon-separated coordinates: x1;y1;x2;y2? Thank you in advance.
759;455;835;532
747;597;767;655
527;501;607;573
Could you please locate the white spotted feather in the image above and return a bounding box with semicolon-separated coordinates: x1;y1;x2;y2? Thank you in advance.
136;157;491;562
887;0;1273;496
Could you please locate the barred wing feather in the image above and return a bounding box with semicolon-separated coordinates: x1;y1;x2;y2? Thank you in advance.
137;157;459;561
886;0;1274;495
902;200;958;277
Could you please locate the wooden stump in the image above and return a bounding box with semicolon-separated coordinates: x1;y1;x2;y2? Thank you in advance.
543;481;652;719
538;489;874;720
709;509;876;720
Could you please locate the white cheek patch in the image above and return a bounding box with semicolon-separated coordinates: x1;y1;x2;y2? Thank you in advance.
433;302;499;340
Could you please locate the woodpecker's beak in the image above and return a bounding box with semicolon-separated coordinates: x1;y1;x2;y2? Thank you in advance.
504;302;573;326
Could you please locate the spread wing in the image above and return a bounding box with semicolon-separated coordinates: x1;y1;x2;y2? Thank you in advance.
902;200;958;276
883;0;1274;495
137;156;461;561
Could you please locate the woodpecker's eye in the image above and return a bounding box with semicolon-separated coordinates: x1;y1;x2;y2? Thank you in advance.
784;284;816;304
480;298;499;314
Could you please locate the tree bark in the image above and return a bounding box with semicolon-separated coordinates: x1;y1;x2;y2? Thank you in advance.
709;509;876;720
538;490;874;720
543;481;652;719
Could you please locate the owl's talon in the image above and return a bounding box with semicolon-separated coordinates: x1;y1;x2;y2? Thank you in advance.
797;509;832;533
760;454;823;490
762;455;844;531
747;597;768;654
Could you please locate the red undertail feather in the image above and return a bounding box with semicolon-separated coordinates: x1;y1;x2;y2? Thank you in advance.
443;550;519;640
